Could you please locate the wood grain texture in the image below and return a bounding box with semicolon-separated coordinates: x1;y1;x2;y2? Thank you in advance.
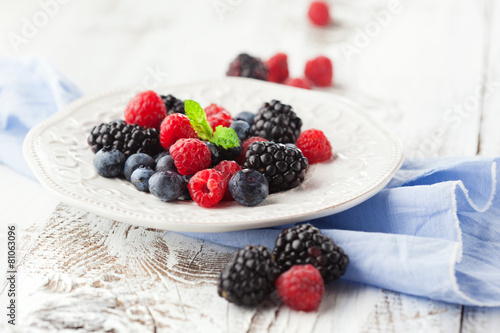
479;0;500;156
0;204;464;333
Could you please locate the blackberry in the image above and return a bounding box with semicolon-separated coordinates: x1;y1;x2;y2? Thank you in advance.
161;94;185;115
249;100;302;144
226;53;268;81
272;224;349;284
243;141;308;193
218;245;279;306
87;120;162;158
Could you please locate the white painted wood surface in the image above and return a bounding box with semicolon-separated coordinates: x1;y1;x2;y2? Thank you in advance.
1;0;499;332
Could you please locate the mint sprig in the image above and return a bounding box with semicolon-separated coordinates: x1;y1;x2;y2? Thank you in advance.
210;126;240;149
184;100;213;141
184;99;240;149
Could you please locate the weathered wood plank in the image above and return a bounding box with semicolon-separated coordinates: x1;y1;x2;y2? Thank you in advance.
479;0;500;157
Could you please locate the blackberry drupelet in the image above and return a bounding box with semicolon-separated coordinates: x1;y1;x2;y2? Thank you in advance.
218;245;280;306
272;223;349;284
226;53;268;81
243;141;308;193
87;120;162;158
161;94;185;115
249;100;302;144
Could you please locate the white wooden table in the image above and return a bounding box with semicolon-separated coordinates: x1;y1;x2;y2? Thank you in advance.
1;0;500;331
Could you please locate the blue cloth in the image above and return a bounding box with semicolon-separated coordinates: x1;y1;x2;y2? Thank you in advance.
184;158;500;307
2;56;499;307
0;56;82;179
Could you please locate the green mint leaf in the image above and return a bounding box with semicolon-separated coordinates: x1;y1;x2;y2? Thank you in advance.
210;126;240;149
184;100;213;141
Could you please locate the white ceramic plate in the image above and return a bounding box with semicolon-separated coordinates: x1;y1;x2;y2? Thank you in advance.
24;77;403;232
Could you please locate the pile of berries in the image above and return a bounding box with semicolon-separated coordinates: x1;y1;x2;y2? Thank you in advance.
217;223;349;312
88;90;333;208
227;52;333;89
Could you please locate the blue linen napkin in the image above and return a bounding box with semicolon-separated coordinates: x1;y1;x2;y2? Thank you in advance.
185;157;500;306
0;56;82;179
2;56;499;307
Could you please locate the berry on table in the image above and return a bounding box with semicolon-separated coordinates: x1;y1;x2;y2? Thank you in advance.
169;138;212;176
124;90;166;129
154;151;170;163
161;94;185;115
205;104;232;131
266;53;289;83
272;223;349;283
155;154;177;172
284;77;312;90
93;147;126;178
205;141;222;167
296;129;333;164
230;120;250;141
304;56;333;87
131;166;154;192
275;264;324;312
233;111;255;126
214;160;242;201
243;141;308;193
217;245;280;306
235;136;268;165
229;169;269;206
308;1;330;27
226;53;269;81
159;113;198;150
123;153;155;181
188;169;226;208
178;175;193;201
249;100;303;144
218;143;243;162
87;120;162;158
149;170;185;202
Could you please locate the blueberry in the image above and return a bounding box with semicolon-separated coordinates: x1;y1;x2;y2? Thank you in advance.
234;111;255;125
229;169;269;206
156;155;176;172
205;141;221;166
178;175;193;201
154;151;170;163
124;153;155;181
93;147;126;178
131;166;154;192
149;171;185;202
230;120;250;141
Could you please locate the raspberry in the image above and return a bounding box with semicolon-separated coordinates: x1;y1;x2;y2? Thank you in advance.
159;113;198;150
284;77;312;90
124;90;167;129
275;264;324;312
169;139;211;176
266;53;289;83
188;169;226;207
204;104;232;131
296;129;333;164
235;136;268;165
214;160;242;200
308;1;330;27
304;56;333;87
